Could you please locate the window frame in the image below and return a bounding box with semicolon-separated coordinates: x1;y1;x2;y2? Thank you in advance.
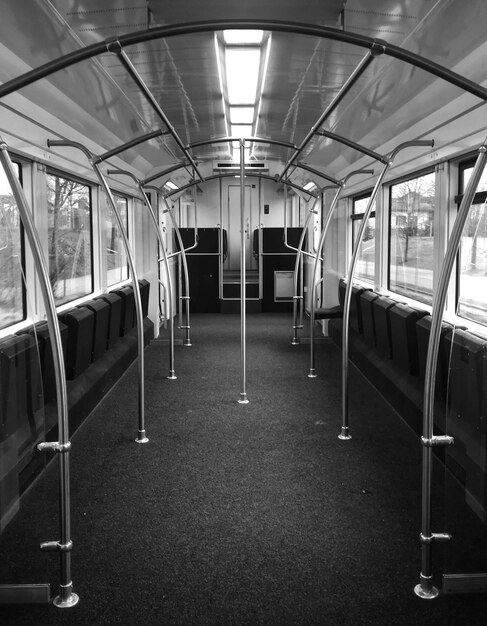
387;167;436;305
45;166;95;307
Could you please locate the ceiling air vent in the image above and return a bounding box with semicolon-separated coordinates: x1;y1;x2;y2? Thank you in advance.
213;161;268;172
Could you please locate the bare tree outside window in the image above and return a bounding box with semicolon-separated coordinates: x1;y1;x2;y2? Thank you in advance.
46;172;92;305
389;172;436;304
0;162;24;329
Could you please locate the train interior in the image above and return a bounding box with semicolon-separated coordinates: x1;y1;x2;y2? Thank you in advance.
0;0;487;623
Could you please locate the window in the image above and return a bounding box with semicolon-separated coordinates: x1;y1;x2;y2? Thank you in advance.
46;171;92;305
456;160;487;326
0;161;24;329
352;194;375;284
389;171;436;304
106;194;128;286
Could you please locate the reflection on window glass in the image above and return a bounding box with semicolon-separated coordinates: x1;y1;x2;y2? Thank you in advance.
389;172;435;304
46;172;92;305
458;163;487;326
106;194;128;286
0;162;24;329
352;195;375;284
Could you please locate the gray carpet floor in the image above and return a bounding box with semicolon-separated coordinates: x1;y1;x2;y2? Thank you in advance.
1;313;486;624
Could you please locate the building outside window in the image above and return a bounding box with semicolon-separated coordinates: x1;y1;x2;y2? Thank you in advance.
389;171;435;304
107;194;128;286
46;171;92;305
0;161;24;329
352;194;375;284
457;161;487;326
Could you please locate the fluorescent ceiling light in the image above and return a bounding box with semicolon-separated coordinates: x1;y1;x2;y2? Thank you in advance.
164;180;178;190
231;124;253;138
229;106;254;124
225;48;260;104
223;30;264;44
304;181;316;190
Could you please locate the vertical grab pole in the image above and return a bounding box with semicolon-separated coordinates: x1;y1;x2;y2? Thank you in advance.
164;200;193;346
414;140;487;599
48;140;148;443
0;140;79;608
92;163;150;439
340;140;433;440
291;198;319;345
140;190;176;377
308;186;343;377
238;139;249;404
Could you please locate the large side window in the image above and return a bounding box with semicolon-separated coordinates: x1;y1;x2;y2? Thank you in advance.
106;194;128;286
46;171;93;305
456;160;487;326
389;171;436;304
351;193;375;284
0;161;24;329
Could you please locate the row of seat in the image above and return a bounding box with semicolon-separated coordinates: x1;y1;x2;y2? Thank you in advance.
0;280;150;530
330;279;487;521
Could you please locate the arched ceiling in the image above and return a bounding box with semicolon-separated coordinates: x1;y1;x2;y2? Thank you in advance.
0;1;486;193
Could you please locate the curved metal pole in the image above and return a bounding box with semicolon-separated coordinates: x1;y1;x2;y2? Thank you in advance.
308;169;375;376
0;140;79;608
340;140;434;441
1;20;486;105
414;139;487;600
105;170;177;378
290;196;320;345
238;140;249;404
162;196;192;347
48;140;148;443
308;186;343;377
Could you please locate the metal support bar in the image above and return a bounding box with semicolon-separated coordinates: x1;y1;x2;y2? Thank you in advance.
295;162;341;186
315;130;389;165
0;139;78;609
48;139;148;443
340;140;433;442
112;46;204;182
290;198;320;345
415;139;487;600
164;172;318;199
105;168;177;378
162;196;192;347
188;135;297;150
238;140;249;404
279;49;379;183
141;162;190;186
1;20;487;106
308;186;343;376
93;129;166;164
309;169;374;376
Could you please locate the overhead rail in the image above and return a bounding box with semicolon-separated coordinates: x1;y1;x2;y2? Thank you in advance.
92;129;167;164
0;139;79;609
0;20;486;106
314;130;389;165
415;137;487;600
188;136;298;151
279;50;379;183
141;162;191;186
48;139;149;444
164;172;318;199
308;168;374;376
295;162;341;187
109;45;204;183
106;169;178;373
